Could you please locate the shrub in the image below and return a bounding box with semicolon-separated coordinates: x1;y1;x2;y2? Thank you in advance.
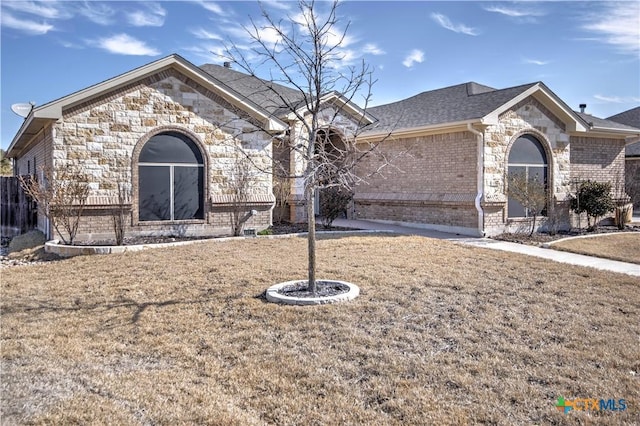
19;165;90;245
569;180;615;231
319;186;353;228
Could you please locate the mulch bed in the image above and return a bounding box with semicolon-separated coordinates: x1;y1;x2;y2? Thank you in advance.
493;225;639;246
278;280;350;298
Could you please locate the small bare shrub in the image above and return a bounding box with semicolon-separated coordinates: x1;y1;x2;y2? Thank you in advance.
19;165;90;245
507;172;547;236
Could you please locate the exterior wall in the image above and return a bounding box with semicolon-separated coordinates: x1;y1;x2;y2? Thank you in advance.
13;124;54;233
483;97;572;236
354;130;480;235
570;135;627;226
626;158;640;210
49;69;274;241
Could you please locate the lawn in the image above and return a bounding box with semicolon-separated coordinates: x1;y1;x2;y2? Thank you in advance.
550;233;640;265
2;235;638;425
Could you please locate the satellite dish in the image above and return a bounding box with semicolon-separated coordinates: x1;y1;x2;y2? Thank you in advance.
11;102;35;118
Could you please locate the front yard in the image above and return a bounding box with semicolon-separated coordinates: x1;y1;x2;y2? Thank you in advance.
1;235;638;424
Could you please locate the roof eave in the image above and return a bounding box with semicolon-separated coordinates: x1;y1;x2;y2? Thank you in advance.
286;91;377;126
358;118;480;142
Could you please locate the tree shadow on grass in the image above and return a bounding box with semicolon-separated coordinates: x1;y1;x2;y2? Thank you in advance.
1;290;221;331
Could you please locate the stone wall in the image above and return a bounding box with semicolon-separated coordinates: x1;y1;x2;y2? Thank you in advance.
47;69;274;241
482;97;572;235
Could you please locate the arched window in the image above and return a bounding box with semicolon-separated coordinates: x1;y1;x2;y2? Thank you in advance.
138;132;204;221
507;134;548;218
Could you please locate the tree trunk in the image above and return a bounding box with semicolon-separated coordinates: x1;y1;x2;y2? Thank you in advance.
529;214;537;237
306;184;317;294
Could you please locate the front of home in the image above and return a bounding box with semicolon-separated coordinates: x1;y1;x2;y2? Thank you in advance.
354;83;638;236
6;54;640;241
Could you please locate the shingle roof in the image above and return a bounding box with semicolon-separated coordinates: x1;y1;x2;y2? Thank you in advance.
363;82;538;134
607;106;640;128
576;111;640;132
627;141;640;157
199;64;304;116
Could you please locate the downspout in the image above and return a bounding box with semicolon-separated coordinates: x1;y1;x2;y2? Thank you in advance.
467;123;485;237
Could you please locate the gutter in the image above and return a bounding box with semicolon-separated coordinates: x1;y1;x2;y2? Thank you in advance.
467;123;485;237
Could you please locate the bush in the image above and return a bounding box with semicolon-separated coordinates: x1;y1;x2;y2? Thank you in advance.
569;180;615;231
319;186;353;228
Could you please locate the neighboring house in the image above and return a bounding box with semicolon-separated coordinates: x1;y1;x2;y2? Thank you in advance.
607;107;640;211
7;54;640;240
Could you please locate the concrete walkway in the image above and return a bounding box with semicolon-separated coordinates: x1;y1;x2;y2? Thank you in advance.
333;219;640;277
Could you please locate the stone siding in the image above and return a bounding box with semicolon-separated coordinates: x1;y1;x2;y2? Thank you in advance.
48;70;274;241
482;97;572;235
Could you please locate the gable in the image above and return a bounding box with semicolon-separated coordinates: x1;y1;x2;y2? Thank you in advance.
7;54;286;158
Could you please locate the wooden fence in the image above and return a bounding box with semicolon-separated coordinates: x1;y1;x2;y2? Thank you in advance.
1;176;37;238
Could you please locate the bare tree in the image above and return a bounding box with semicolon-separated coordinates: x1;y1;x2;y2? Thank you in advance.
230;155;254;236
111;180;130;245
223;0;391;293
613;170;632;229
507;172;547;236
19;164;90;245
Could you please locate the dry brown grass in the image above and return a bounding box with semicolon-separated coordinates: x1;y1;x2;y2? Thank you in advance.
551;233;640;265
2;235;639;425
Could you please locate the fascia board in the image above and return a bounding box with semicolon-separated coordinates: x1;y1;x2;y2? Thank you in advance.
357;119;480;142
8;55;288;154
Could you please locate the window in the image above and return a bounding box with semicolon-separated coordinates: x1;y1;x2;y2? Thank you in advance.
507;135;548;218
138;132;204;221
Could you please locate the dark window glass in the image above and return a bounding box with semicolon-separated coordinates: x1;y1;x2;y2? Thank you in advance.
508;135;546;164
174;166;204;220
138;132;204;221
139;132;203;164
139;166;171;221
507;135;548;218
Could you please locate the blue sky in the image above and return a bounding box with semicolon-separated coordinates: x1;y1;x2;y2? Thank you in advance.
2;1;639;150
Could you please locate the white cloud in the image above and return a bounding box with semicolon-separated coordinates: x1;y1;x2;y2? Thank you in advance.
582;2;640;56
94;33;160;56
430;12;479;36
78;1;115;26
191;1;227;16
363;43;385;55
2;1;68;19
261;0;292;11
402;49;424;68
127;3;166;27
1;11;54;35
523;58;549;66
483;5;545;19
594;94;640;104
190;28;223;40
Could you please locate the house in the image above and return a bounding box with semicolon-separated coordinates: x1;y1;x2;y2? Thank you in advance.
607;107;640;211
354;85;640;236
6;54;640;241
5;54;372;241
